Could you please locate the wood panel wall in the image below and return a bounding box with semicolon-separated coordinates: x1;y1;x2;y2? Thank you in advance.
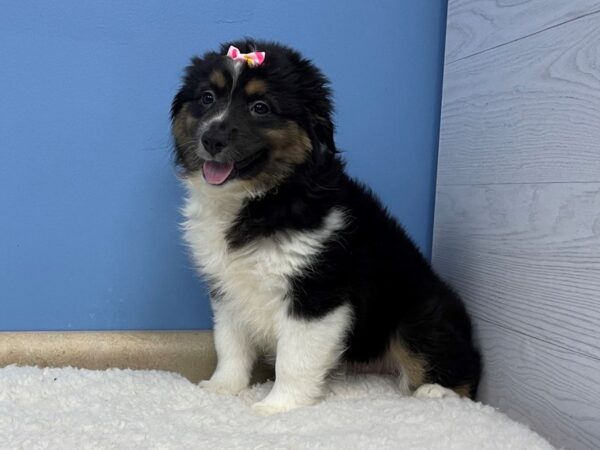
433;2;600;449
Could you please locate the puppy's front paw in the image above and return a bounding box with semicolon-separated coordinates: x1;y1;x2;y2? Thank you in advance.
413;383;458;399
199;377;247;395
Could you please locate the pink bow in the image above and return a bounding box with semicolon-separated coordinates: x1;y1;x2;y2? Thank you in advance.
226;45;266;67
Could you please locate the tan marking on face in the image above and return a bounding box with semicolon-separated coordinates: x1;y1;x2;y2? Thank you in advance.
387;339;427;388
210;70;226;89
172;104;190;141
237;121;312;196
244;78;268;96
452;384;473;398
265;122;312;166
172;103;201;150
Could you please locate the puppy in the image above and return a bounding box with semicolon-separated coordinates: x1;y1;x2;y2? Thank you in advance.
171;40;481;415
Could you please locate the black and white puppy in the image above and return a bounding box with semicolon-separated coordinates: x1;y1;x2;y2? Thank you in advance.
171;39;481;415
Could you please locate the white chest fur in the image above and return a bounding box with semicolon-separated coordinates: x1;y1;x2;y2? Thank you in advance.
182;178;346;350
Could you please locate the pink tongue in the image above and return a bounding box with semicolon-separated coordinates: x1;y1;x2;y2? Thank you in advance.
202;161;234;185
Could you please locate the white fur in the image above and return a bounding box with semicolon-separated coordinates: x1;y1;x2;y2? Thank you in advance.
196;59;244;149
252;304;352;415
182;176;351;413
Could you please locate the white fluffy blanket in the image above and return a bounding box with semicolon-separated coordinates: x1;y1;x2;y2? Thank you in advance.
0;365;553;449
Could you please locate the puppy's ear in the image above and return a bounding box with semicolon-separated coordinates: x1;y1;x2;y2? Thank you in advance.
171;57;204;120
309;112;336;155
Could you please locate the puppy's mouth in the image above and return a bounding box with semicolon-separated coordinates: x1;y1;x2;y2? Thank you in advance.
202;149;268;185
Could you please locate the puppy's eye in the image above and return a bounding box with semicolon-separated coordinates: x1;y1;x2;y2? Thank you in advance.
250;101;270;116
200;92;215;105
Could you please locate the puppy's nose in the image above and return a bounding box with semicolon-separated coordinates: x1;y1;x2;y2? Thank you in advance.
201;128;229;156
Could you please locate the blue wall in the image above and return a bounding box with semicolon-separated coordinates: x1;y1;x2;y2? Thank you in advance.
0;1;447;331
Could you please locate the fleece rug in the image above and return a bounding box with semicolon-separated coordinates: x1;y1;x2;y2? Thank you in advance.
0;365;554;450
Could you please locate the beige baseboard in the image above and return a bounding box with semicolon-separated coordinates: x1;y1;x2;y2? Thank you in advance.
0;331;219;383
0;331;273;384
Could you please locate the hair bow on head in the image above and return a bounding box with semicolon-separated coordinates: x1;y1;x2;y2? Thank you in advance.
226;45;266;67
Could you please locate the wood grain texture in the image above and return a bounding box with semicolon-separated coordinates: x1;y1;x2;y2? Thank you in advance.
433;183;600;358
436;2;600;448
445;0;600;62
438;11;600;186
474;320;600;450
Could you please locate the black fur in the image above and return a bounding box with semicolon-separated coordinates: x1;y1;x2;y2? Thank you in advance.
172;39;481;398
227;153;481;396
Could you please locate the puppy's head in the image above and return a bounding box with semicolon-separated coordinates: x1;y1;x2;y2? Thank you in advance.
171;39;335;194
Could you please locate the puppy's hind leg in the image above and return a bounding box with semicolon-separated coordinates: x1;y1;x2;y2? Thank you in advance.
387;338;428;395
252;304;352;415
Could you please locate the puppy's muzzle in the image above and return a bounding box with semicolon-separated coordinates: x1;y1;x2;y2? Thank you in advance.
202;124;237;156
